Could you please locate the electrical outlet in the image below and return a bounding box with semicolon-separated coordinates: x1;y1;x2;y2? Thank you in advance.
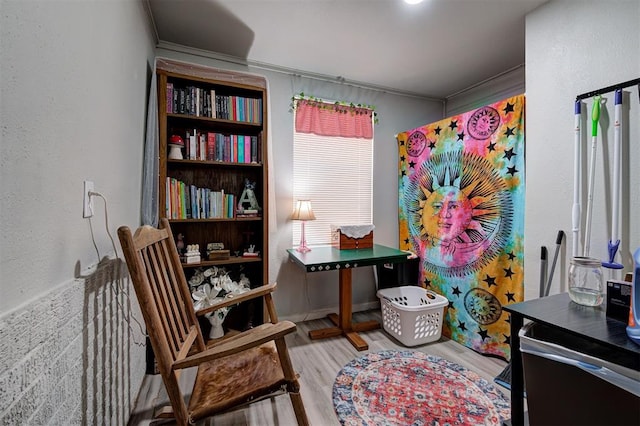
83;181;94;218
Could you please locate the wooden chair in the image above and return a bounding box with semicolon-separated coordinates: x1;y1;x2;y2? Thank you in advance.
118;218;309;425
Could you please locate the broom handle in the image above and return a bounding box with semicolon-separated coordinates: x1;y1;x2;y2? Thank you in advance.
612;90;621;243
572;101;582;258
584;96;601;257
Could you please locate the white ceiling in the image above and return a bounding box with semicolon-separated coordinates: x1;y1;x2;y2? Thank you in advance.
148;0;548;99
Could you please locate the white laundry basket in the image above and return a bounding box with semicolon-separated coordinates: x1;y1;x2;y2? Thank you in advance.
377;286;448;346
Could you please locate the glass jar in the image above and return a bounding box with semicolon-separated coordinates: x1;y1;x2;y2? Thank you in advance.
568;256;604;306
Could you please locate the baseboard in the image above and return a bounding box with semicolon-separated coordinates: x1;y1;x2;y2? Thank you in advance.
282;301;381;323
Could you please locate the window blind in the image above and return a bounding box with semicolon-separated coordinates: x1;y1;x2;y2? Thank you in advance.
293;131;373;246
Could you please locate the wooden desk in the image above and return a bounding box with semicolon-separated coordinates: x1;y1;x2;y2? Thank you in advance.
287;244;409;351
504;293;640;426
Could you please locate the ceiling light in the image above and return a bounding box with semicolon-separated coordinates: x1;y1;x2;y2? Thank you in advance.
404;0;424;4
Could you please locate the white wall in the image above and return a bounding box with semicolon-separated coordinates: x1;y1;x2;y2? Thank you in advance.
155;48;443;319
525;0;639;300
445;66;526;117
0;0;154;312
0;1;156;422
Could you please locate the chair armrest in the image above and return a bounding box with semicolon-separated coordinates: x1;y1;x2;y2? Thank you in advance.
195;282;277;317
172;320;296;370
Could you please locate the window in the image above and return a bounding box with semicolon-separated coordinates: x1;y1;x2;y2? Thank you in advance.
293;99;374;246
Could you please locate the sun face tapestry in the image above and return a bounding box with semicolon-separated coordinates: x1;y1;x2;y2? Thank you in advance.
397;95;525;360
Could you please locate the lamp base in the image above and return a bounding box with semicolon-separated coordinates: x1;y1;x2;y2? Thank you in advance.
296;221;311;253
296;244;311;253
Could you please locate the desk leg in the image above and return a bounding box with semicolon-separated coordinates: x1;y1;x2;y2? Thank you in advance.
510;313;524;426
339;269;369;351
308;268;379;351
339;269;353;332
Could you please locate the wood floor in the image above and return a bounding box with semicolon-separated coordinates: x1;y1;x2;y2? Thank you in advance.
127;309;512;426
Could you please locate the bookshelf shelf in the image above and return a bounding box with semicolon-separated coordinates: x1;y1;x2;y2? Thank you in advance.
168;217;262;223
167;112;264;127
181;256;263;269
156;66;269;332
167;159;263;168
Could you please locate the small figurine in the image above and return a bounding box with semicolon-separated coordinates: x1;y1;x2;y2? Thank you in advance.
168;135;184;160
185;244;201;264
243;244;259;258
176;233;185;254
237;179;262;213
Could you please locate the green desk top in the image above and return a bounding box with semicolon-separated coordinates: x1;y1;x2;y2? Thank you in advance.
287;244;410;272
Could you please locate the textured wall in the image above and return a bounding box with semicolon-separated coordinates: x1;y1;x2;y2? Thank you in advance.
0;259;146;424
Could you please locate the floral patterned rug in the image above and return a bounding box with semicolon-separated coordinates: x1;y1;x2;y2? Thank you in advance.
333;350;510;425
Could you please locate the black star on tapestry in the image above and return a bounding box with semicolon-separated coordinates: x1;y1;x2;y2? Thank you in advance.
483;274;497;287
477;328;490;341
503;267;514;279
504;148;516;161
503;102;515;114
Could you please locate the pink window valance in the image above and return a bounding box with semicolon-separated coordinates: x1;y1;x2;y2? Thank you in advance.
294;99;373;139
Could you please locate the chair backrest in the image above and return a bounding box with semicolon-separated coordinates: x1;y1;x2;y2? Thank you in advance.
118;218;205;423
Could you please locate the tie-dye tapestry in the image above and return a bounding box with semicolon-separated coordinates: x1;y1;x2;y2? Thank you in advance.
397;95;525;360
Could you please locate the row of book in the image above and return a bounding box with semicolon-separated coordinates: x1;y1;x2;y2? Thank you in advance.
166;82;262;124
166;177;235;219
177;129;261;163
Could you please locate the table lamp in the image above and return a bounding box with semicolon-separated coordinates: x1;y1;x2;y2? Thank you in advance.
292;200;316;253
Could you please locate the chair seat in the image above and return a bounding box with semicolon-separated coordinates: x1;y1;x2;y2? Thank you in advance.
188;341;286;421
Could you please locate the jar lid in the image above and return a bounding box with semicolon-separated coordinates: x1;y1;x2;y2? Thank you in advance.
570;256;602;267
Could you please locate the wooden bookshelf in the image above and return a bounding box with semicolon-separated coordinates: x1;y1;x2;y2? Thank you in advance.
156;68;268;332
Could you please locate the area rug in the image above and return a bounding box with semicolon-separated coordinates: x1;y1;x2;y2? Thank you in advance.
333;350;510;425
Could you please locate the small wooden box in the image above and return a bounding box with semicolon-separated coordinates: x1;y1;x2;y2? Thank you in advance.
208;249;230;260
331;226;374;250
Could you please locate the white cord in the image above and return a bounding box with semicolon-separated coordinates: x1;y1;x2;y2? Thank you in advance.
88;191;119;258
88;216;101;261
89;191;148;345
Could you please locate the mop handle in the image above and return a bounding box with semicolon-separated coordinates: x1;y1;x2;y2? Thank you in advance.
584;96;601;257
612;89;622;243
572;101;582;258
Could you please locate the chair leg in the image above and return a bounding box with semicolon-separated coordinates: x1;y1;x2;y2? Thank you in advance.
274;338;309;426
289;391;310;426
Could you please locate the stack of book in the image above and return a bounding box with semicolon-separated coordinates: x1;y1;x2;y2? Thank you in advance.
166;82;263;124
165;178;235;219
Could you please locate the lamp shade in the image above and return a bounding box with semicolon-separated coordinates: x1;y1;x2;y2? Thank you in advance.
291;200;316;221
